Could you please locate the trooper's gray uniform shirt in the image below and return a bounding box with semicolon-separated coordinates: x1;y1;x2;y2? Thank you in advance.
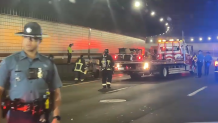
0;51;62;102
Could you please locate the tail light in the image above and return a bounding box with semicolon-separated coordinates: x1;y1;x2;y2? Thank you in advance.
215;61;218;66
138;56;142;60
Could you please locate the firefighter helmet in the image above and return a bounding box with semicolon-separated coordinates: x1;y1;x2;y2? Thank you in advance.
104;49;109;54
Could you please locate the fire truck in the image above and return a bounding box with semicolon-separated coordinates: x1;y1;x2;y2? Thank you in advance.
113;40;194;79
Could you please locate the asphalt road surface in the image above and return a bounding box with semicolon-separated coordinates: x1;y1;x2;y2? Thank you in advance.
2;70;218;123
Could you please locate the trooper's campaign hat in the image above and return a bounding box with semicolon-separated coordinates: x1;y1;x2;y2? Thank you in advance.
15;22;48;38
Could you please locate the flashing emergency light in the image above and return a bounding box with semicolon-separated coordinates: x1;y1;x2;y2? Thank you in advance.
114;55;117;59
158;40;162;42
215;61;218;66
138;56;141;60
208;37;211;40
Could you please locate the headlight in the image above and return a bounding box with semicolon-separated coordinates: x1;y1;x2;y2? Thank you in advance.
143;62;149;69
117;63;120;68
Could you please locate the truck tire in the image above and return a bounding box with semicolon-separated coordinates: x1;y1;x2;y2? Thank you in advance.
160;67;169;78
130;73;141;80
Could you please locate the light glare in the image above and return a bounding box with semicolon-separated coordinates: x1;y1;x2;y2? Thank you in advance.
134;1;141;8
160;18;164;22
151;11;155;16
199;37;202;41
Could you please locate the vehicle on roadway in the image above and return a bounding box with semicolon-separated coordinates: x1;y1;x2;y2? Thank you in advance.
113;40;194;79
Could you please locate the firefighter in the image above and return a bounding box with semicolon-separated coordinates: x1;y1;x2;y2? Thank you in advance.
100;49;114;89
74;55;86;82
191;53;197;75
197;50;204;78
192;53;197;63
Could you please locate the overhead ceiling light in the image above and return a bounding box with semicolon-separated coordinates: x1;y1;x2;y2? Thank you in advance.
199;37;202;41
134;1;141;8
160;18;164;22
151;11;155;16
69;0;76;3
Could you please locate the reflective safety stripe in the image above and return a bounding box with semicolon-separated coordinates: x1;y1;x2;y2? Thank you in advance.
74;62;83;72
102;84;107;86
107;82;111;84
81;79;84;81
75;78;78;80
107;68;111;70
83;70;88;74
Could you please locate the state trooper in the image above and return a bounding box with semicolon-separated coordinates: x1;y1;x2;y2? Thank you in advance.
0;22;62;123
100;49;114;89
74;55;86;82
204;52;212;76
197;50;204;78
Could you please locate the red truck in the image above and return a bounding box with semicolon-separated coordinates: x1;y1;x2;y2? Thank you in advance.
113;40;194;79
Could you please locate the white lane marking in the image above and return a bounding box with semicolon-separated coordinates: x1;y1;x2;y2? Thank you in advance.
100;99;126;103
186;122;218;123
106;87;129;93
187;86;207;96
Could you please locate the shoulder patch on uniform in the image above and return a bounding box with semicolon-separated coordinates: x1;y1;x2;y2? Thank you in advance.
1;60;5;65
39;54;52;60
0;59;5;68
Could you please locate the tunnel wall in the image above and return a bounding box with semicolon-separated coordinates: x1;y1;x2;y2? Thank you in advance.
0;14;146;62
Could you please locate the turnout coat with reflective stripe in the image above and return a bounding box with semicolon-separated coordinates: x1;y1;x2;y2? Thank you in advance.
74;57;86;72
